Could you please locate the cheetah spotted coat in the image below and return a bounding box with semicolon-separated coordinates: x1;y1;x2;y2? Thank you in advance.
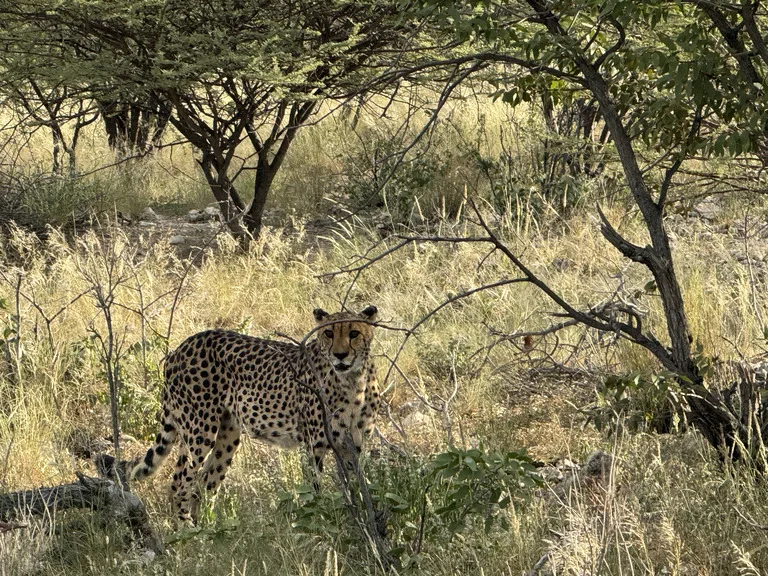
131;306;380;522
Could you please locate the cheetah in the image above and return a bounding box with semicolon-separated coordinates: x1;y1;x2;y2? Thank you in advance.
130;306;380;523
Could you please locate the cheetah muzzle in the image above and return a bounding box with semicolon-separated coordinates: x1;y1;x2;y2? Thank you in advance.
129;305;380;524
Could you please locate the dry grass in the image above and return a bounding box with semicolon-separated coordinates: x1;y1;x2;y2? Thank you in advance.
2;99;768;575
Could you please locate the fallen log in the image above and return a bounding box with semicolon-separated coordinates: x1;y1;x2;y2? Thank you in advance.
0;472;162;554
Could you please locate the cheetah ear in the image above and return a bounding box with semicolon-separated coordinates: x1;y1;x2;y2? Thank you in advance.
313;308;329;323
359;305;378;323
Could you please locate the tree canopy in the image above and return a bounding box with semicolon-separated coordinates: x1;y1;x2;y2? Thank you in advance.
371;0;768;457
0;0;415;238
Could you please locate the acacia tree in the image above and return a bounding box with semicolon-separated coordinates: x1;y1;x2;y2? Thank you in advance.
1;0;415;240
8;83;99;175
0;8;102;176
358;0;768;461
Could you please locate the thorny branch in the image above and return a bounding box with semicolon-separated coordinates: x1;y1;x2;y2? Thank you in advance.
323;202;664;379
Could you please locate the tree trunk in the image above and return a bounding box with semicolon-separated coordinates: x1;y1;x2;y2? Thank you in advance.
100;101;128;156
242;103;314;240
100;100;168;157
521;1;746;457
198;153;251;240
243;158;277;240
574;57;745;449
51;129;62;175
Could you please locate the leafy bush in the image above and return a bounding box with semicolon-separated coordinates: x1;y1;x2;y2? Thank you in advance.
278;445;542;567
587;370;690;434
342;131;457;220
278;484;349;536
425;445;541;538
80;333;166;441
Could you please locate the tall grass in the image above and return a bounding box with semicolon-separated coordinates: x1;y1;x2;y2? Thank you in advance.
2;96;768;574
2;92;600;228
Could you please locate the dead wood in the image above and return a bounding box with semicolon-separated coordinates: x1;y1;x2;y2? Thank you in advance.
0;473;162;554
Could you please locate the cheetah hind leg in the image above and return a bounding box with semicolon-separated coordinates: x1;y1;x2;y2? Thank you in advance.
201;410;242;495
171;445;199;525
172;424;217;524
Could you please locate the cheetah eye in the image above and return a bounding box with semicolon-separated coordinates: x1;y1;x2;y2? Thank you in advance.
324;330;334;339
349;330;361;339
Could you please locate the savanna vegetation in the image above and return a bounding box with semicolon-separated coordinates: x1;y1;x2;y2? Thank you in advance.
3;1;768;574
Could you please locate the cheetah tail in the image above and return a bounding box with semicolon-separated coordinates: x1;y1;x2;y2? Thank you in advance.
130;418;178;482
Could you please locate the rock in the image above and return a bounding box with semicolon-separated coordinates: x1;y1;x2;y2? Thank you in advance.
397;400;424;417
372;210;389;224
140;207;160;222
410;211;425;224
401;410;429;428
551;258;575;272
543;450;612;504
169;235;186;246
583;450;612;482
204;206;221;221
188;206;222;223
693;199;722;221
187;209;205;223
736;252;765;266
263;208;286;223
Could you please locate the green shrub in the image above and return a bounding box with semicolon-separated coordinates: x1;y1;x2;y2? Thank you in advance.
278;445;542;568
586;370;690;434
0;173;114;233
341;131;457;219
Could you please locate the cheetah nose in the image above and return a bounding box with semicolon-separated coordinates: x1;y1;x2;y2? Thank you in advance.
333;351;349;360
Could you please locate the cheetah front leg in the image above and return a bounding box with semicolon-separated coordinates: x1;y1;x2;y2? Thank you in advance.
354;379;381;454
303;438;327;491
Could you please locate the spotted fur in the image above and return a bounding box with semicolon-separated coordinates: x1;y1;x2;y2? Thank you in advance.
131;306;380;523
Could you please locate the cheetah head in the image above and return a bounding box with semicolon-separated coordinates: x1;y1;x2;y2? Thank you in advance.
313;306;378;375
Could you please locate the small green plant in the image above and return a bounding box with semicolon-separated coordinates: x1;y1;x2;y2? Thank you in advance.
277;484;349;537
425;445;542;539
165;518;241;545
278;446;542;568
587;370;689;434
119;334;166;439
78;332;163;441
341;130;457;220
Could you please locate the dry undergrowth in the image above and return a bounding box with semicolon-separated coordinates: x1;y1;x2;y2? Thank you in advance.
3;100;768;574
1;197;768;574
